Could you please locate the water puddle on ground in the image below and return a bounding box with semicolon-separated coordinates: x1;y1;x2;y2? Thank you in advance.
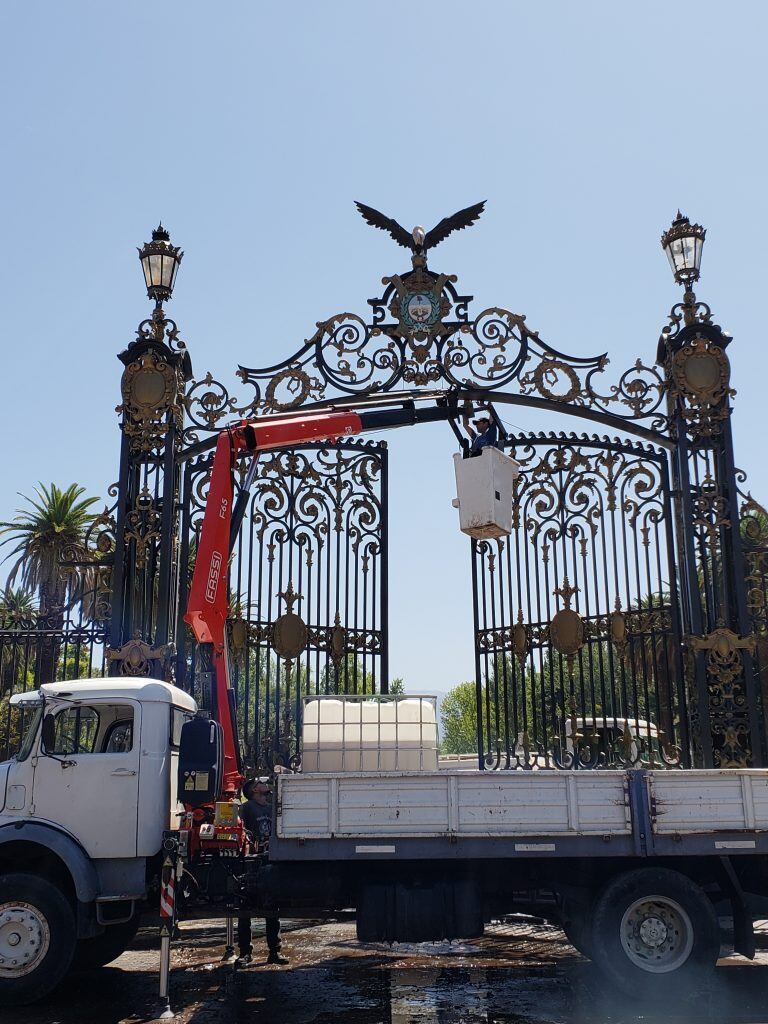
235;962;768;1024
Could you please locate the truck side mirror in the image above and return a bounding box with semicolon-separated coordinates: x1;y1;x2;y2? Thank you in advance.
41;713;56;753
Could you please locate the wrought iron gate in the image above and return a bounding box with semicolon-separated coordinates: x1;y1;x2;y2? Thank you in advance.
175;440;388;770
472;434;688;770
97;213;768;774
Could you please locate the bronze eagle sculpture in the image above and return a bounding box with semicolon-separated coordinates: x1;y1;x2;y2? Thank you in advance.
354;200;485;253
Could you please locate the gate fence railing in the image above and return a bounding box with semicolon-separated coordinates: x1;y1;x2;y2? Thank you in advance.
0;597;108;762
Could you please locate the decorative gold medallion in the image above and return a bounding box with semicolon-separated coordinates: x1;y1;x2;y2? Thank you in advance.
230;616;248;652
272;582;308;661
550;578;584;657
670;335;731;436
272;613;308;661
550;608;585;656
119;349;180;450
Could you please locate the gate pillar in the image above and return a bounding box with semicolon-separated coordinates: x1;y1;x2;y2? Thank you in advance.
659;292;766;767
108;259;192;679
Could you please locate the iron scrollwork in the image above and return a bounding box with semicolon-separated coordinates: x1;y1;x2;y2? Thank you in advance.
473;434;685;771
107;631;175;679
176;250;669;444
688;627;757;768
177;439;387;770
118;311;188;453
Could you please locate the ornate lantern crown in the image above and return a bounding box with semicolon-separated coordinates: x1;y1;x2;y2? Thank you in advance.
661;211;705;286
138;223;183;306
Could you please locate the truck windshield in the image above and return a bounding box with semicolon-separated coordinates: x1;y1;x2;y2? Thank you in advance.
15;705;43;763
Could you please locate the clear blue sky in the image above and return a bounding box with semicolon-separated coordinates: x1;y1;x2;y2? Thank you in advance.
1;2;766;695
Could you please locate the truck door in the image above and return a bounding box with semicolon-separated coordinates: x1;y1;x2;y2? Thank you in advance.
31;701;140;859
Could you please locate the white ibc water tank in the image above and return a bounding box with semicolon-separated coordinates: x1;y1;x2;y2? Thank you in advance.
301;697;438;773
452;446;520;539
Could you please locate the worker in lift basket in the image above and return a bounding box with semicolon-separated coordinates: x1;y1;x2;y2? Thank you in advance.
462;406;500;456
236;777;289;967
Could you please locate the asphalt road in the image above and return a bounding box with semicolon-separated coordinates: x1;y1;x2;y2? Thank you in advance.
8;918;768;1024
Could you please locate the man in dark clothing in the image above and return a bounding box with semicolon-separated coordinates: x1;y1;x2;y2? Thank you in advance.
462;408;500;456
236;778;288;966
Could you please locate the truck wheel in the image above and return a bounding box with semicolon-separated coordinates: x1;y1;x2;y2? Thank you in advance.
590;867;719;996
0;872;76;1005
71;911;142;971
560;899;594;959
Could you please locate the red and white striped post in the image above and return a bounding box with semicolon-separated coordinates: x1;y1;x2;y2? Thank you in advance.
156;851;177;1020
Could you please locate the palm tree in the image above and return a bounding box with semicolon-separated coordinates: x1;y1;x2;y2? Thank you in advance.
0;586;36;630
0;484;99;682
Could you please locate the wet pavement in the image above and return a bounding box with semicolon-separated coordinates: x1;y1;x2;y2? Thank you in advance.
8;917;768;1024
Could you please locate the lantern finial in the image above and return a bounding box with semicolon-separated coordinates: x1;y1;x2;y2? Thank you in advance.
661;212;706;287
138;224;183;307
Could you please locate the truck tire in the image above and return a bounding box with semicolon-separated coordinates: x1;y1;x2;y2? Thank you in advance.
560;898;594;959
590;867;719;997
0;872;76;1005
71;911;142;971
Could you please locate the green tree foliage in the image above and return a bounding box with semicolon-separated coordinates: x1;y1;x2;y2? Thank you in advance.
440;680;484;755
0;588;37;698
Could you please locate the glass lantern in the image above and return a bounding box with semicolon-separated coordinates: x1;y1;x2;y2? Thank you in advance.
661;212;705;286
138;224;183;305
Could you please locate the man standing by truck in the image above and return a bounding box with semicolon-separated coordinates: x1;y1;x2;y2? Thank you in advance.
236;777;288;966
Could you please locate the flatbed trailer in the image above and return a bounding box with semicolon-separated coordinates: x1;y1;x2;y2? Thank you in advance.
272;768;768;861
257;765;768;999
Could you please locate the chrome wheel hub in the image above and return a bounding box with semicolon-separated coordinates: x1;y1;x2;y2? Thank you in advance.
620;896;694;974
0;903;50;977
638;915;668;947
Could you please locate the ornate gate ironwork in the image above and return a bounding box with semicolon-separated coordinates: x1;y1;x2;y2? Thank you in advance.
472;433;688;770
4;213;765;770
174;440;387;770
98;211;768;773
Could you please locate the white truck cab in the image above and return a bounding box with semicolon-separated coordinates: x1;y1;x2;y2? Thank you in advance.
2;679;196;858
0;678;196;1003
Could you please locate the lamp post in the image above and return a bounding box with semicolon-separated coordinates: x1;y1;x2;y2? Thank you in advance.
109;224;191;682
658;211;766;768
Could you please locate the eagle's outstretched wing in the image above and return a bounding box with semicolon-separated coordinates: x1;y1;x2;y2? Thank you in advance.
355;201;414;250
424;201;486;251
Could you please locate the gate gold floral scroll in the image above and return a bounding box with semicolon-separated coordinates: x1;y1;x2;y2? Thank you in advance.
472;434;689;770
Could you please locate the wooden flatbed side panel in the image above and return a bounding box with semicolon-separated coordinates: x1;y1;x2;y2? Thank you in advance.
456;773;629;835
279;778;333;834
649;770;768;834
277;771;630;839
336;776;451;834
